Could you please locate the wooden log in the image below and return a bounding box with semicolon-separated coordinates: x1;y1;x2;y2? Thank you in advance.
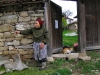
15;45;33;49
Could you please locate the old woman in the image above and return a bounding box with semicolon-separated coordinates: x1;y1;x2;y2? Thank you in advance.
15;18;49;70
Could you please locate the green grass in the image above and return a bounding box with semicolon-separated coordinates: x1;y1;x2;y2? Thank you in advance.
62;30;78;47
1;30;100;75
51;68;72;75
1;52;100;75
1;58;71;75
66;51;100;75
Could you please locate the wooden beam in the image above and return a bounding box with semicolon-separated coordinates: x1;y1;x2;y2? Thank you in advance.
86;46;100;50
0;1;44;7
44;0;52;57
77;0;86;53
15;45;33;49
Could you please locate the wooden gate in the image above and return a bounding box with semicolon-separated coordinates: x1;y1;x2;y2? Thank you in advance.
85;0;100;50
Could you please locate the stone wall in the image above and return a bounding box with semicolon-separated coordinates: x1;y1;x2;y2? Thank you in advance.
0;6;44;60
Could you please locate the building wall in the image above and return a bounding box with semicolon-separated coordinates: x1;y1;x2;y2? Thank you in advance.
0;6;44;60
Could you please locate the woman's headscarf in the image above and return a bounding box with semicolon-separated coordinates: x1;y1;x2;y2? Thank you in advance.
36;18;44;26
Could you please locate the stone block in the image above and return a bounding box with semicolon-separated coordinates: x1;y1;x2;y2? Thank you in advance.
0;42;4;46
17;49;24;51
28;49;33;54
28;10;35;14
13;11;17;15
9;50;18;55
0;28;3;33
15;45;33;49
13;40;20;46
5;18;17;23
0;20;4;24
4;12;13;15
0;33;4;38
23;54;33;59
47;57;54;62
3;51;9;55
31;14;43;17
78;53;91;61
37;10;44;13
11;32;15;38
0;25;13;32
31;17;37;21
21;38;33;45
16;23;30;30
52;53;79;60
8;46;15;50
0;16;6;20
0;47;8;51
18;17;31;22
41;17;44;21
0;51;3;55
78;56;91;61
29;19;35;24
19;50;28;55
14;38;22;40
19;11;28;17
0;39;5;42
52;54;68;58
67;53;79;60
7;15;18;19
4;32;11;38
25;35;33;39
6;38;15;41
5;42;13;46
15;34;23;38
0;13;3;17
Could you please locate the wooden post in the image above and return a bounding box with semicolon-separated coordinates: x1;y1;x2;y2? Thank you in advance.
44;0;52;57
77;0;86;53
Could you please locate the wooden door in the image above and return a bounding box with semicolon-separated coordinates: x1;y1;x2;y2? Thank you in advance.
50;1;62;52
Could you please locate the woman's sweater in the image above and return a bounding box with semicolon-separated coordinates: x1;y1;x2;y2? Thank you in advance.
20;26;49;44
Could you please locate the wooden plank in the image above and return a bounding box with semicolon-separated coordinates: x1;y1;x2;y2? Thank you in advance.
52;47;63;53
52;53;79;59
0;1;43;7
77;0;86;53
15;45;33;49
86;46;100;50
50;1;62;49
45;0;52;57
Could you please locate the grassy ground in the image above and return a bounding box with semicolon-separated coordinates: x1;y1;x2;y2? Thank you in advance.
1;30;100;75
63;30;78;47
1;51;100;75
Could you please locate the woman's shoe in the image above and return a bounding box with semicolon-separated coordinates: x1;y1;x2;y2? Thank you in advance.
39;62;46;71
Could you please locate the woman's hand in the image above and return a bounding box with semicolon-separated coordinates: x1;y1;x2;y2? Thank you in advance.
15;31;20;35
40;42;45;49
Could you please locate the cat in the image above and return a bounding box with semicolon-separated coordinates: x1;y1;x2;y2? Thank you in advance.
62;46;73;54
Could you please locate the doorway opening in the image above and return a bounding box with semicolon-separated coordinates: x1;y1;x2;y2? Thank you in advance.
61;1;78;51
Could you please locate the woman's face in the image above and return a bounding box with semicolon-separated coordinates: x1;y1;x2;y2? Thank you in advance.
34;21;40;28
